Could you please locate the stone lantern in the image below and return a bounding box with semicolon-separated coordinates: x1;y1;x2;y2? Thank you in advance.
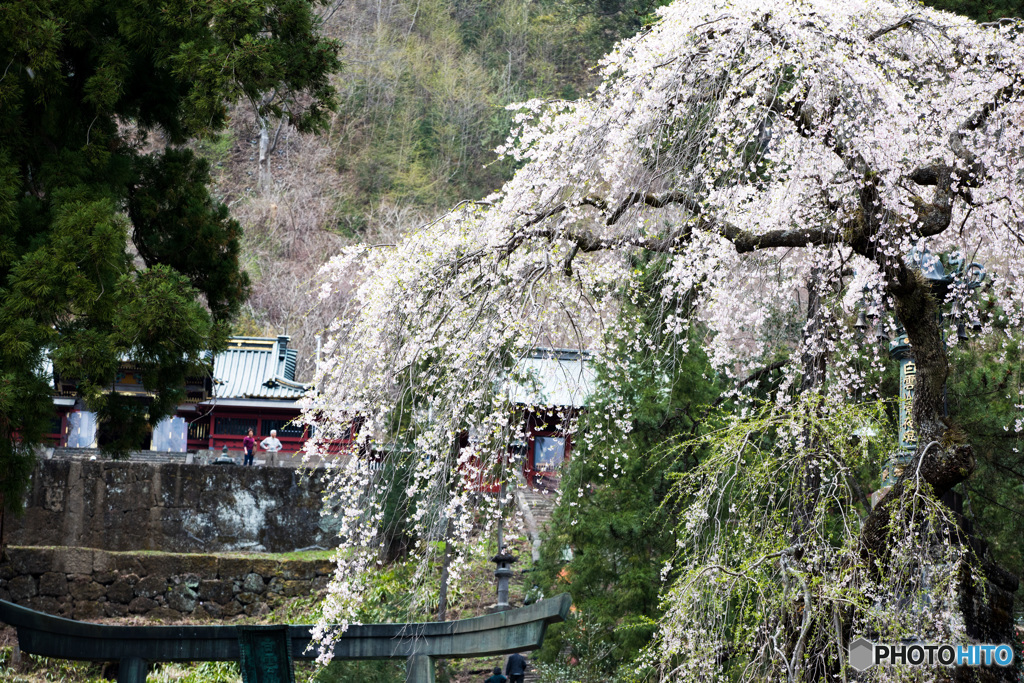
214;444;235;465
491;546;517;611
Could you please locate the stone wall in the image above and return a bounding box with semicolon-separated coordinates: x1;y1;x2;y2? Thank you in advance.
7;459;341;553
42;446;315;468
0;546;333;622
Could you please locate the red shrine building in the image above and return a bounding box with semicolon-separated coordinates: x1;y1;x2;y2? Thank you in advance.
507;348;595;487
44;340;595;482
455;348;595;490
47;336;310;455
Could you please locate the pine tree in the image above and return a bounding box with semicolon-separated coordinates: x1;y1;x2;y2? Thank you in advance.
0;0;340;545
535;255;721;676
922;0;1023;21
947;324;1024;584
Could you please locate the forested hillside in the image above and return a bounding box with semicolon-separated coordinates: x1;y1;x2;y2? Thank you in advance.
197;0;664;376
202;0;1024;378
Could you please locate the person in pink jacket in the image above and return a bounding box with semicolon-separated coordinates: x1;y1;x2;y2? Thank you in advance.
242;428;256;466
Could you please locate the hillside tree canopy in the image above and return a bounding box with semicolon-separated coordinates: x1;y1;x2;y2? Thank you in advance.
0;0;340;535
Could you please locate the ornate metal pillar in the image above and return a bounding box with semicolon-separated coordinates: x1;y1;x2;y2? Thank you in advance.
883;333;917;487
869;247;985;508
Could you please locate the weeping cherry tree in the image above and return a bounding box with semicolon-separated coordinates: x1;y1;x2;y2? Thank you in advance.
305;0;1024;678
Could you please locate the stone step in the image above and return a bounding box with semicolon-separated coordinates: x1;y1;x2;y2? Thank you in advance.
515;487;560;565
521;491;557;526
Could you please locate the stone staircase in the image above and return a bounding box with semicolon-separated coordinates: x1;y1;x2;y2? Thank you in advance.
521;488;557;528
515;486;559;564
473;660;541;683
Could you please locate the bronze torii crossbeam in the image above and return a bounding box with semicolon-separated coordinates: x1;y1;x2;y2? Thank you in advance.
0;594;570;683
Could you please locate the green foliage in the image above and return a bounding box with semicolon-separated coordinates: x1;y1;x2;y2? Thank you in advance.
195;130;237;170
535;256;721;675
534;609;633;683
0;647;107;683
355;555;423;621
0;0;339;509
335;1;504;209
921;0;1024;21
947;330;1024;591
378;448;419;563
333;0;671;213
0;355;51;530
308;659;406;683
536;0;672;71
331;197;370;238
149;661;241;683
653;398;962;682
128;151;249;324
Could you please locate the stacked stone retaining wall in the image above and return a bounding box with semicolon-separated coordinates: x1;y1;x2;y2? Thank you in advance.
43;447;312;468
7;459;342;553
0;546;333;622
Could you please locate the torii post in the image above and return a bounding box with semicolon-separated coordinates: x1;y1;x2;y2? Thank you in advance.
0;593;570;683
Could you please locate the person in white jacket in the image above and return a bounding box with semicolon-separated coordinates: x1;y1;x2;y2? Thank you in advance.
260;430;283;457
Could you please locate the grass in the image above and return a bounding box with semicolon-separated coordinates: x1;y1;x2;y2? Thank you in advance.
215;549;338;562
0;653;322;683
149;661;241;683
0;648;107;683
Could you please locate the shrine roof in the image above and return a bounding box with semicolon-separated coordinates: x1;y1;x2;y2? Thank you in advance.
507;348;596;409
212;336;309;401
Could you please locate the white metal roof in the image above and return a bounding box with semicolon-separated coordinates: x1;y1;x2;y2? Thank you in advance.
506;349;596;408
212;336;308;401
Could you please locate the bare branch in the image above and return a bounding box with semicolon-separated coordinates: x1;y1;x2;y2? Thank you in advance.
867;14;938;42
709;359;788;410
268;115;288;157
605;190;702;225
961;79;1022;132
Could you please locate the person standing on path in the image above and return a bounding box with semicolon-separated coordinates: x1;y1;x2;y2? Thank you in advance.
505;653;528;683
260;429;283;464
242;428;256;466
484;667;507;683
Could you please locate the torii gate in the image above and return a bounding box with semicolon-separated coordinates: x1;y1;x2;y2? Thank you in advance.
0;593;570;683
